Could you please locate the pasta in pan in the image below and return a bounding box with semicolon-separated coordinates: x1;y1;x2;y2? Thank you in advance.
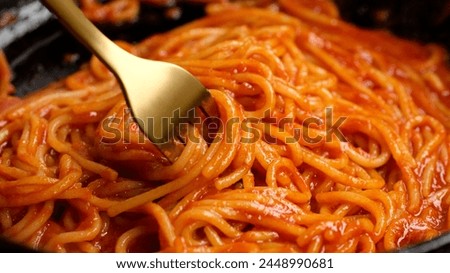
0;0;449;252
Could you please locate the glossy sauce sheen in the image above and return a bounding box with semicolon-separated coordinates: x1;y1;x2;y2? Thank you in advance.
0;0;449;253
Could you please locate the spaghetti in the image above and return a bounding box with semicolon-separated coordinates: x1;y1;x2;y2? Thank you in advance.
0;0;449;252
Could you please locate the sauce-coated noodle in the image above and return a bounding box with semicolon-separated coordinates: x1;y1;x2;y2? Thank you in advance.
0;0;449;252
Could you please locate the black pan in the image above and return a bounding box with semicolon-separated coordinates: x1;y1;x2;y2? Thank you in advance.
0;0;449;253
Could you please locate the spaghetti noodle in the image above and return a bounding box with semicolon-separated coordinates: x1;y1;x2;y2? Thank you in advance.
0;0;449;252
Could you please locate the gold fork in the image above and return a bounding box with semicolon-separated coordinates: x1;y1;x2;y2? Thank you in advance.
40;0;213;162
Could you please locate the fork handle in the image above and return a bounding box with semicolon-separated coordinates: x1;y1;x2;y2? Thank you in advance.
40;0;126;75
